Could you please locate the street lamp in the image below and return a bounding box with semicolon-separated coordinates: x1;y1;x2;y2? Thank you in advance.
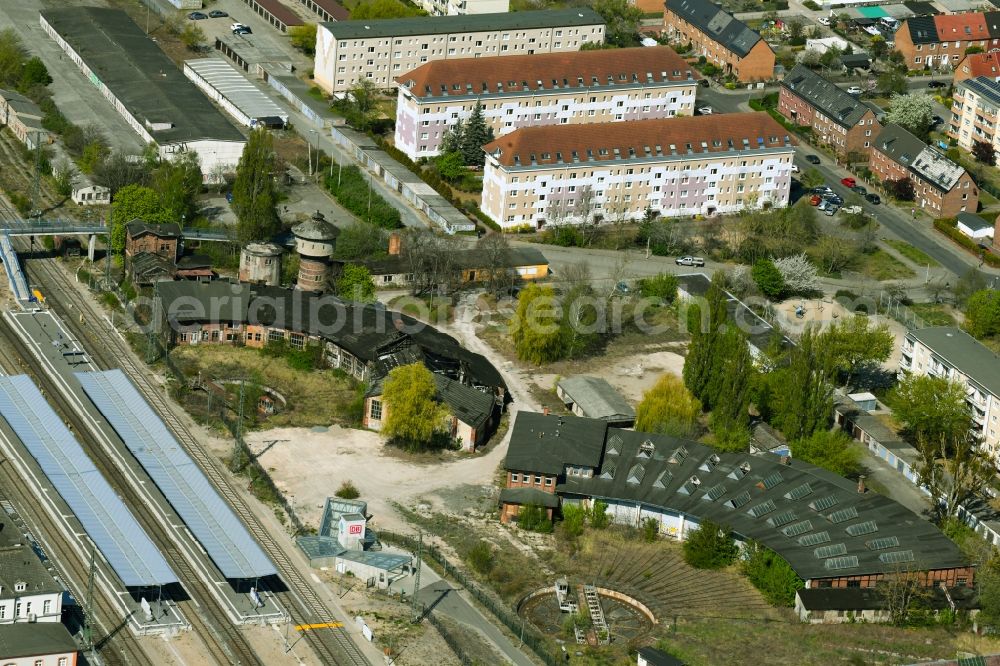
307;129;317;177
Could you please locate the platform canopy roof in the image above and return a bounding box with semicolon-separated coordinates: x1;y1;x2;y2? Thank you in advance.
0;375;177;587
77;370;277;580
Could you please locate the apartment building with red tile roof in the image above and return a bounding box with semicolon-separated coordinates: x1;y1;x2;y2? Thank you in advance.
480;112;796;229
894;12;1000;71
393;47;699;160
954;51;1000;84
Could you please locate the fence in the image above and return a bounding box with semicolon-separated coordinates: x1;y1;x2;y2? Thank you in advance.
425;613;480;665
875;290;927;331
378;530;558;666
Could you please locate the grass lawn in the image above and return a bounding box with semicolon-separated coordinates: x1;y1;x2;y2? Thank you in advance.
884;240;940;267
171;345;364;429
386;294;455;324
859;249;916;281
908;302;958;327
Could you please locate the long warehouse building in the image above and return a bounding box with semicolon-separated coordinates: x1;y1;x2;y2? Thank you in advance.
184;58;289;129
40;7;247;182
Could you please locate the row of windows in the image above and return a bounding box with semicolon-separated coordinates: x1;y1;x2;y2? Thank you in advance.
510;472;554;486
335;27;601;49
417;92;690;114
0;598;53;619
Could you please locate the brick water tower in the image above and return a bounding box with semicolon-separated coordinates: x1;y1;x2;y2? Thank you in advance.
292;211;339;292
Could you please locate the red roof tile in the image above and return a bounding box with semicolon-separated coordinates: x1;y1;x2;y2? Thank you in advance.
934;12;989;41
396;47;697;98
483;112;795;168
959;52;1000;77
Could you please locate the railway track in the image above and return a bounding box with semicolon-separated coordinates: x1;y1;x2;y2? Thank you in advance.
5;209;369;665
0;337;152;666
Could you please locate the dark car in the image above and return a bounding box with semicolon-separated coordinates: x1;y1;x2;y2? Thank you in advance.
209;10;229;17
188;11;208;19
698;78;710;87
866;193;881;205
823;193;844;205
805;154;821;164
851;185;868;196
931;115;944;127
928;80;947;89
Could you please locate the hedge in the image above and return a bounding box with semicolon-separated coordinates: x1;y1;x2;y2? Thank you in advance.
933;217;1000;267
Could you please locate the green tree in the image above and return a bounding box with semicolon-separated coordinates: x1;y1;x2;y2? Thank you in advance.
334;222;386;260
799;167;824;189
964;289;1000;338
440;119;464;155
885;177;915;201
890;374;988;516
79;140;108;175
823;314;894;388
752;259;785;299
517;504;552;532
18;57;51;91
435;151;465;182
635;374;701;437
351;0;423;19
682;519;738;570
790;429;862;476
110;184;170;254
289;23;318;56
588;500;610;529
560;504;586;539
460;101;494;167
339;78;380;131
977;556;1000;629
336;264;376;302
877;70;908;96
870;35;888;59
511;284;568;364
592;0;643;47
740;540;803;606
180;23;205;51
683;272;729;402
706;326;753;451
232;127;280;244
381;363;447;450
638;273;679;303
771;326;835;441
151;152;202;224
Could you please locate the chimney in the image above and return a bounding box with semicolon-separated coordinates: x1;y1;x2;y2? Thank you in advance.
858;474;867;494
388;232;402;256
543;407;550;416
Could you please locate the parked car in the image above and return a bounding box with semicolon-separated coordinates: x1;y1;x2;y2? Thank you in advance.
818;199;830;211
188;11;208;19
698;79;710;87
209;10;229;17
842;205;863;215
824;205;839;216
225;192;234;203
811;186;833;195
866;193;881;204
818;16;831;25
675;256;705;267
846;85;862;95
697;106;713;115
791;164;800;173
928;80;947;89
615;281;631;295
232;22;252;34
931;115;944;127
810;194;822;206
806;154;821;164
823;193;844;205
851;185;868;195
840;177;856;187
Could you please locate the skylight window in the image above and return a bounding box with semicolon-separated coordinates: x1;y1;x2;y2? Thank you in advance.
809;495;839;512
748;500;777;518
798;531;830;546
782;520;813;537
726;490;750;509
767;510;796;528
785;483;813;501
827;507;859;524
814;543;848;559
845;520;878;537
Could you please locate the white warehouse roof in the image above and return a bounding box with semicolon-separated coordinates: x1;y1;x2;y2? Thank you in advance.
184;58;289;129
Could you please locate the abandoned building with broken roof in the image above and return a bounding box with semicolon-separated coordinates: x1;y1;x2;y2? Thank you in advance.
501;411;973;590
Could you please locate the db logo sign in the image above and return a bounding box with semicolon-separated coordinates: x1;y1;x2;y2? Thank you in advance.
349;524;363;535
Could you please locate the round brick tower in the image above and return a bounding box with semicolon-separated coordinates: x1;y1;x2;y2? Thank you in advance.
292;211;339;292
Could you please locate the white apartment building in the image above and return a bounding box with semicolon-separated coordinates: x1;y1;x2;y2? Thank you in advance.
950;76;1000;154
900;326;1000;462
419;0;509;17
0;521;63;625
394;46;699;161
313;8;605;94
481;112;796;229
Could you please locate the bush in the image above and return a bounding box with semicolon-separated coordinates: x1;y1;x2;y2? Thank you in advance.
638;272;680;304
325;162;402;229
589;500;610;529
517;504;553;533
682;519;738;569
335;480;360;499
741;540;804;606
752;258;786;299
642;517;659;543
467;541;494;574
560;504;586;539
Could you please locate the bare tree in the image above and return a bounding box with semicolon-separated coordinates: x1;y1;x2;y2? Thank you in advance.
877;562;933;625
477;232;514;296
401;230;460;295
92;150;150;195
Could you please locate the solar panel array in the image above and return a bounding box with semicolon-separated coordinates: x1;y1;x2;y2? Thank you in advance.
77;371;276;580
0;375;177;587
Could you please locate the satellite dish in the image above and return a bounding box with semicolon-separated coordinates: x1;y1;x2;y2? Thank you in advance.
140;597;152;622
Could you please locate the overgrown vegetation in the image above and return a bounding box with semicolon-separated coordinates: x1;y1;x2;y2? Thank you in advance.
740;540;804;606
682;519;738;570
